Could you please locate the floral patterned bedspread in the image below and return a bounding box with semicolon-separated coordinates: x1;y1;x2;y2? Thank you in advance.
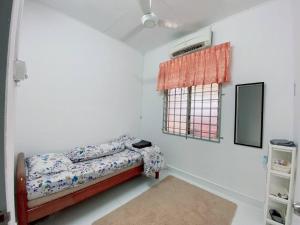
26;149;142;200
26;135;164;200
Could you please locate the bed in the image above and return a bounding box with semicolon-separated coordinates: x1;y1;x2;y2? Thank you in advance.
16;136;163;225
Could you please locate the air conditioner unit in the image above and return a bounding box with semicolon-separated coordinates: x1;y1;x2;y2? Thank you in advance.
170;28;212;58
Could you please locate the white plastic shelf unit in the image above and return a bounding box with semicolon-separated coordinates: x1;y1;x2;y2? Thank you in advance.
265;144;297;225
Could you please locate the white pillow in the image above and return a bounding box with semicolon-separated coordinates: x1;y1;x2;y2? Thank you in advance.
26;153;73;180
66;141;125;163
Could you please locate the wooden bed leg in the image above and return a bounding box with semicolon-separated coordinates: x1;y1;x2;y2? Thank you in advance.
17;153;29;225
155;172;159;179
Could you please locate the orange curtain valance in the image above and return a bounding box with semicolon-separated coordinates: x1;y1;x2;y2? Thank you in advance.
157;42;231;91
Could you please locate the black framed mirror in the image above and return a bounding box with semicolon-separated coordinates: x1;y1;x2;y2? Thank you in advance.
234;82;264;148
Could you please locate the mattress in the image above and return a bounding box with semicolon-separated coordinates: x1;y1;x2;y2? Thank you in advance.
27;163;142;208
26;149;143;202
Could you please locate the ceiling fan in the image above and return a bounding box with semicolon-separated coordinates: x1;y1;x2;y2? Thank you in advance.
122;0;180;41
139;0;179;29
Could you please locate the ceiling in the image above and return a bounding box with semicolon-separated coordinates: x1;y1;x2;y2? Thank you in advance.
36;0;269;53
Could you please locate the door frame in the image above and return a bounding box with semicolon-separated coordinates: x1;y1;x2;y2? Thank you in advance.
4;0;24;224
292;0;300;223
294;165;300;224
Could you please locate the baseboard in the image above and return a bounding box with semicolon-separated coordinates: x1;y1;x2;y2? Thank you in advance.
167;164;264;209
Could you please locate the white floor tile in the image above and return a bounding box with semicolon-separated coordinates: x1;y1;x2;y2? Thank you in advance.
33;169;264;225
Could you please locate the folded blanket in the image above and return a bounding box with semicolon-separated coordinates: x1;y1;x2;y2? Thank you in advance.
116;135;165;178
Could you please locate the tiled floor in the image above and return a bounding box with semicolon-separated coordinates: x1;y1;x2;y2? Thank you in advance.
33;169;264;225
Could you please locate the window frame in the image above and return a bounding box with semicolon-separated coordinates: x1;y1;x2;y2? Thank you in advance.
162;84;222;143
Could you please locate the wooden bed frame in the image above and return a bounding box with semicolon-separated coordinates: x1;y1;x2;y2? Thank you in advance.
16;153;159;225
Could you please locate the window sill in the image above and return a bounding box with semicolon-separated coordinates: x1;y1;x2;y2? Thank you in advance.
162;130;221;143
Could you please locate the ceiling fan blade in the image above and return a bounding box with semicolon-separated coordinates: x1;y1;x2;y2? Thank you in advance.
158;19;180;29
139;0;152;14
121;24;144;41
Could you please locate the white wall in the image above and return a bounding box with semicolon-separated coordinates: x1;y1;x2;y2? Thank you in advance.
16;0;143;156
140;0;295;203
4;0;24;224
291;0;300;223
16;0;297;209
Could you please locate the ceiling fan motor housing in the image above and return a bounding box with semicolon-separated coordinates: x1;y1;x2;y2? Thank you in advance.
142;13;158;28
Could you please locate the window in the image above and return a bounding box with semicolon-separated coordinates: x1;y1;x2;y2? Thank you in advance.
163;83;221;142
